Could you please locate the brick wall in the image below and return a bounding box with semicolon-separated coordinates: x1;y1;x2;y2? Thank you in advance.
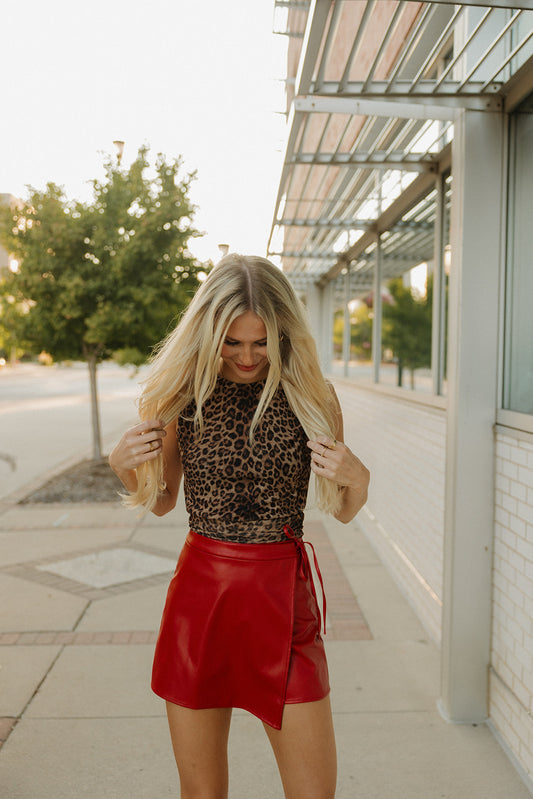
332;381;446;644
491;428;533;782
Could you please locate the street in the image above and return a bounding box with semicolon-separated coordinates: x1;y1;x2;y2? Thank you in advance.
0;362;145;501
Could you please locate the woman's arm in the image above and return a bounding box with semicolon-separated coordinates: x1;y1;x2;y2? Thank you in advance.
109;418;183;516
307;387;370;524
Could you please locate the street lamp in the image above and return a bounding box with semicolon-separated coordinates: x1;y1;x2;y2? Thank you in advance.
113;140;125;164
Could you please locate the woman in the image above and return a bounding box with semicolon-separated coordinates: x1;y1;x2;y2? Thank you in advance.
109;254;369;799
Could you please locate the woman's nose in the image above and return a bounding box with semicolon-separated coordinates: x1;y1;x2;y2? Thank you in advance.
240;345;254;364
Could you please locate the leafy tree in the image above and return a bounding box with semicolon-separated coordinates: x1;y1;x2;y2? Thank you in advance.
0;146;203;457
333;301;373;361
351;300;373;359
382;276;432;389
0;282;26;361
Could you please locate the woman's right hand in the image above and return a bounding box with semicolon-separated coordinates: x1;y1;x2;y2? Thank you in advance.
108;418;167;476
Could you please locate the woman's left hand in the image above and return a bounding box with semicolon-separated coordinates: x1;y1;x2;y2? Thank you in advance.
307;436;369;494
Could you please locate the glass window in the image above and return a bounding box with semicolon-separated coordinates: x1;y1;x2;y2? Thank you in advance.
330;178;450;396
504;93;533;415
379;197;435;394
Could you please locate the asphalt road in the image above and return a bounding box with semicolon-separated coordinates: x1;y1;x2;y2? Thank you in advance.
0;362;145;501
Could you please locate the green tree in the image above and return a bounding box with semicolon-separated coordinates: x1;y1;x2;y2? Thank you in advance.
351;300;373;359
333;301;372;361
382;276;432;389
0;146;203;457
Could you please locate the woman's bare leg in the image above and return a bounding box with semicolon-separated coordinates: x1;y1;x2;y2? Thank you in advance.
263;696;337;799
165;702;233;799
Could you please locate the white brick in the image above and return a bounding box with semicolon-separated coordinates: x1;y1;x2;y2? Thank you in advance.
514;604;532;636
515;575;533;609
516;536;533;562
498;433;516;447
496;473;510;492
510;514;526;537
518;502;533;526
502;526;519;551
504;651;523;683
522;667;533;703
498;557;516;583
503;460;519;479
512;678;531;710
518;439;533;454
525;596;533;621
514;643;532;674
508;580;525;616
502;493;518;514
509;551;526;576
493;661;515;691
510;481;527;501
495;506;510;526
525;561;533;583
518;465;533;488
496;441;512;460
512;447;529;466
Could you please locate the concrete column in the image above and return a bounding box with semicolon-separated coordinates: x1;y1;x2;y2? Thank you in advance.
439;108;504;722
372;235;382;383
306;280;331;372
432;172;447;396
343;269;351;378
321;280;334;374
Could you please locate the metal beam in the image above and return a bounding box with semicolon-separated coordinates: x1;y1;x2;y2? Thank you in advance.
295;0;332;96
315;80;503;98
275;0;310;6
318;143;451;286
503;54;533;113
266;105;305;252
276;218;435;230
270;252;338;260
276;218;376;229
289;151;436;172
294;94;502;120
403;0;533;8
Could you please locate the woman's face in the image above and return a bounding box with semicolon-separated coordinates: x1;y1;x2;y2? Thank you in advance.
220;310;269;383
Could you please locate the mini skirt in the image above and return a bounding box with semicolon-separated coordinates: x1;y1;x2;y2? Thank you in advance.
151;527;330;729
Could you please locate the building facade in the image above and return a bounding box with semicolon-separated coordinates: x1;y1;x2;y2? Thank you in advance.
270;0;533;786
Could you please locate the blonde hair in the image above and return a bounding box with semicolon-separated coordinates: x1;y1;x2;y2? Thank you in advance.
129;253;341;514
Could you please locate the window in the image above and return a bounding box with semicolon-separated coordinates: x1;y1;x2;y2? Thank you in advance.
504;93;533;415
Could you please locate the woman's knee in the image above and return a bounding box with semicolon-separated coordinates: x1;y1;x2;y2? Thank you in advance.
165;703;232;799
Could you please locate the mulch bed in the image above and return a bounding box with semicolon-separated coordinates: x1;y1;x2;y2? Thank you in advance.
20;458;124;504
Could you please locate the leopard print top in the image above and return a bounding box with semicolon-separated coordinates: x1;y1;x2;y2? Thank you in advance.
177;376;311;543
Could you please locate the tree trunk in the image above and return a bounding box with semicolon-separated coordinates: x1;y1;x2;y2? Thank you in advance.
397;359;403;387
86;353;103;460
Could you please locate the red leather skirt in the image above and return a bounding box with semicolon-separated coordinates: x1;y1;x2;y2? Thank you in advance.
151;528;330;729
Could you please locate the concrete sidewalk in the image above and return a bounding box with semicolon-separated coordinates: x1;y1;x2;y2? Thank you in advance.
0;484;530;797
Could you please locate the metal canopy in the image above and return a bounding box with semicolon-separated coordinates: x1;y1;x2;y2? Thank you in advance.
269;0;533;293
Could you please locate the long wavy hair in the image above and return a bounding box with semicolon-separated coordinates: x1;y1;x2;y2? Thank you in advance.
128;253;341;514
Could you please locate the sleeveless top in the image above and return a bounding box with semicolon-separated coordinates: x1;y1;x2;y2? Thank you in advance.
177;376;311;543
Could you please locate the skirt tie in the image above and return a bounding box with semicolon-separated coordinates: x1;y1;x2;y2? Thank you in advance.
283;525;327;635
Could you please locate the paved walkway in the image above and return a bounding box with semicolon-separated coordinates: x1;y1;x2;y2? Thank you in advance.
0;471;531;797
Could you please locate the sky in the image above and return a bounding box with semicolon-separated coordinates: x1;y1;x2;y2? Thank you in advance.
1;0;288;264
